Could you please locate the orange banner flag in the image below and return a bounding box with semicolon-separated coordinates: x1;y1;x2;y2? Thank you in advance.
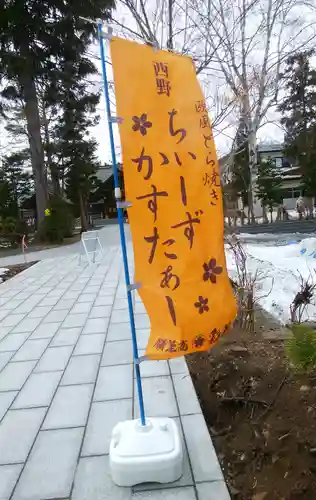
110;37;237;360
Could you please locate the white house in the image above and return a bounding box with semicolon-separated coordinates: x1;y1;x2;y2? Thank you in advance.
220;142;303;219
252;143;302;216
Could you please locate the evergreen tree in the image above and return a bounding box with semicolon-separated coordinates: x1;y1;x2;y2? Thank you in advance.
64;134;100;232
44;43;102;210
0;0;114;226
230;116;250;210
91;167;125;217
279;50;316;198
51;80;101;231
231;142;250;208
0;151;32;218
256;158;282;222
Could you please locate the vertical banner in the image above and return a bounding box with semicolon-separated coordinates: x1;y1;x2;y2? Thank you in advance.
110;38;237;360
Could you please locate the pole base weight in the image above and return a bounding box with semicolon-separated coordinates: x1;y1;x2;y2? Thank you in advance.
109;418;183;487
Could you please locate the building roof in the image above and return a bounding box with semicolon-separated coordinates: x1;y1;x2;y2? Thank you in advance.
95;163;123;183
218;142;285;168
257;142;283;153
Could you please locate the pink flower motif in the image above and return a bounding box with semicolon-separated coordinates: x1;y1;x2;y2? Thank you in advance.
194;296;209;314
132;113;152;136
203;258;223;284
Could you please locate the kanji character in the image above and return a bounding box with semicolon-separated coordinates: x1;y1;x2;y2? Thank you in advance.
195;100;207;113
192;335;206;348
171;210;203;249
178;340;188;352
210;168;220;187
153;338;168;351
144;227;159;264
132;148;153;180
209;329;220;344
153;62;169;78
136;185;168;222
163;239;177;260
168;109;187;144
156;78;171;96
200;114;210;129
203;173;210;186
223;323;230;334
160;265;180;291
180;176;187;206
165;296;177;325
166;340;177;352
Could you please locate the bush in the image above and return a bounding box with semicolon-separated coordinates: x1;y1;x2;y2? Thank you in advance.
290;273;316;323
39;196;74;243
0;217;30;248
0;216;17;234
286;324;316;372
11;219;30;247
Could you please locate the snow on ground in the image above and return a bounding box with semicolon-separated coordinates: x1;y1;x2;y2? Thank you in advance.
237;232;307;245
0;268;8;284
225;237;316;325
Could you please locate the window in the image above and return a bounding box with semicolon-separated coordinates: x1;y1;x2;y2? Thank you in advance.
280;188;301;200
280;189;293;199
293;189;302;198
282;157;291;169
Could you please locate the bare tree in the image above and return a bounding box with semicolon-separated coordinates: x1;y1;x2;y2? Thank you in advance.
184;0;316;220
110;0;238;131
3;81;65;197
112;0;316;219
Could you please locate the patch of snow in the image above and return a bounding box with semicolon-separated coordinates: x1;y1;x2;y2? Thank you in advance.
225;237;316;325
0;268;9;284
237;232;303;241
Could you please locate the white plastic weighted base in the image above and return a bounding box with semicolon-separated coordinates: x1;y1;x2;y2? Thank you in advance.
109;418;183;487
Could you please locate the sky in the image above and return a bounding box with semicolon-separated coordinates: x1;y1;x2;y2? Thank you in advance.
96;0;316;164
5;0;313;167
90;36;285;165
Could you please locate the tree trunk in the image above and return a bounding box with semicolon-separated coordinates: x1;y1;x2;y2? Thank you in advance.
247;130;256;224
61;157;66;196
305;197;313;218
262;205;269;223
240;206;245;226
167;0;174;50
79;190;88;232
42;105;60;196
21;75;47;228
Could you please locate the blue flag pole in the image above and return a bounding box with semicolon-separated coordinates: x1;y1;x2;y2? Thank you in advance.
98;23;146;426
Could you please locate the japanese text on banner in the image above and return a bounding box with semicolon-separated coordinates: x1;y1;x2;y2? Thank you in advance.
110;37;237;360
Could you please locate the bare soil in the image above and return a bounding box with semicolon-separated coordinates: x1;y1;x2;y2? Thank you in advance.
187;316;316;500
0;233;81;258
1;262;38;282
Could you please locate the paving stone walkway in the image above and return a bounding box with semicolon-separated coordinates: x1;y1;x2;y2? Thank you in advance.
0;231;230;500
0;224;122;267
